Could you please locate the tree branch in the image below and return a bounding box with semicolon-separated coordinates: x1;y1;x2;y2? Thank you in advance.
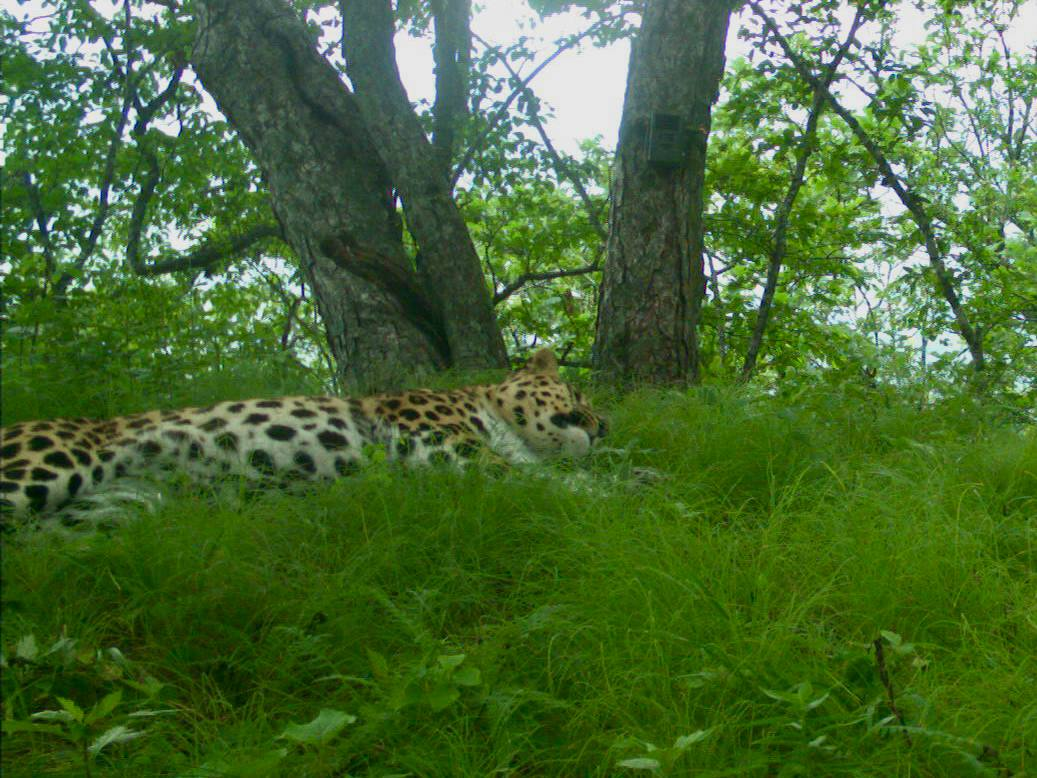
134;223;284;277
52;4;142;297
430;0;471;180
122;67;194;276
452;16;614;187
21;172;58;293
747;0;985;371
51;84;134;297
494;262;599;305
475;30;608;245
740;5;864;381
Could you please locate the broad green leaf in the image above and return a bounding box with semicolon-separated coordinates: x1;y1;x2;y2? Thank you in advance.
56;697;85;723
15;634;38;661
673;730;709;750
617;757;662;770
86;690;122;725
426;684;460;711
88;725;144;757
437;653;466;670
278;708;356;746
453;666;482;687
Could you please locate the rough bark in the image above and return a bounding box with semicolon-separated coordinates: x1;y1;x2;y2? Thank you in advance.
192;0;445;388
592;0;733;383
430;0;471;178
340;0;508;371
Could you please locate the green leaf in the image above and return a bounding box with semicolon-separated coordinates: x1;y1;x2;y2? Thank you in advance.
278;708;355;746
30;709;76;723
880;630;902;648
4;719;66;736
44;637;77;658
367;648;390;681
56;697;85;723
453;666;481;687
86;690;122;725
15;634;38;661
673;730;709;750
437;653;466;670
761;687;798;704
617;757;662;771
88;725;144;757
126;708;177;718
426;684;460;711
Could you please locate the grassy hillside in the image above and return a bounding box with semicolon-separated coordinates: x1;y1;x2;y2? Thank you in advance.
2;382;1035;776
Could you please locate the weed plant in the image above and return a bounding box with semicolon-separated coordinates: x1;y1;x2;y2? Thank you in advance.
1;371;1035;776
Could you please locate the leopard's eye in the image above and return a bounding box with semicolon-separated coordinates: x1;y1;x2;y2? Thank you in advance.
550;411;588;429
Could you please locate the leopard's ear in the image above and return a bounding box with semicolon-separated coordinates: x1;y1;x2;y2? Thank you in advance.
525;348;559;376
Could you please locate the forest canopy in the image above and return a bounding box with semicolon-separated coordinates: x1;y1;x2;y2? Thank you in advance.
1;0;1035;417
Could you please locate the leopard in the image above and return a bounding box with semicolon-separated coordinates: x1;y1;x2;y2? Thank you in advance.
0;349;605;526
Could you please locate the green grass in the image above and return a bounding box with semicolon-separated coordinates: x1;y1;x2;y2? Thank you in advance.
2;381;1035;776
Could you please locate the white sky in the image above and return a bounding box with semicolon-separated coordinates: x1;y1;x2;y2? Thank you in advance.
3;0;1035;158
395;0;1037;155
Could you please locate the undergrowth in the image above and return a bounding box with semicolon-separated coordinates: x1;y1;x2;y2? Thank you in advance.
1;373;1035;776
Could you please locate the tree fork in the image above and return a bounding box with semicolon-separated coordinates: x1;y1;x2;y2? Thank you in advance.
192;0;447;386
340;0;508;371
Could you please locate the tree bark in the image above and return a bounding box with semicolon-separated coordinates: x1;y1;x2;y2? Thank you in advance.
340;0;508;371
592;0;733;383
430;0;471;179
192;0;449;388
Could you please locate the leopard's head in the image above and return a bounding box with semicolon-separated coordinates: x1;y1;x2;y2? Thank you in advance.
491;349;606;459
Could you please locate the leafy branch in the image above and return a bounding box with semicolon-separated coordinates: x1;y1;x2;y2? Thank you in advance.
747;0;986;372
740;6;866;381
493;262;600;305
452;13;619;188
474;30;608;245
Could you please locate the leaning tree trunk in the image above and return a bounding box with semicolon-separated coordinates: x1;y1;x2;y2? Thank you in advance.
592;0;733;383
192;0;496;387
340;0;508;371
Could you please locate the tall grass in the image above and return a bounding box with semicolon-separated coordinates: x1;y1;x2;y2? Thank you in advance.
2;377;1034;776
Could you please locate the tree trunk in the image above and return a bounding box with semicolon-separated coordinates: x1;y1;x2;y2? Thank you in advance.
339;0;508;372
430;0;472;179
192;0;471;387
592;0;732;383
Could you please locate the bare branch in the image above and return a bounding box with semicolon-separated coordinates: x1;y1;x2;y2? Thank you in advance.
494;262;599;305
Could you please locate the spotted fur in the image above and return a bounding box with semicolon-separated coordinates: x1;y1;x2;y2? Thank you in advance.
0;349;605;524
